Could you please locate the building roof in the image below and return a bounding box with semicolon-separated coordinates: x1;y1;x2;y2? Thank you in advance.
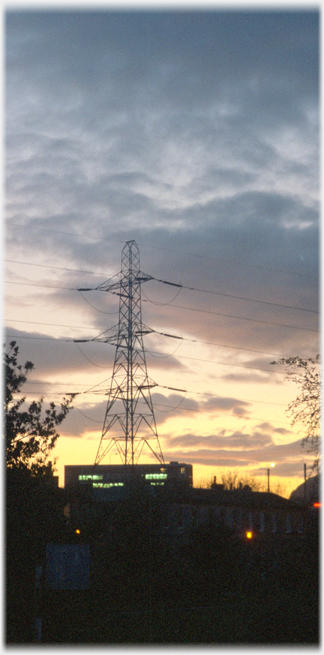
160;486;301;509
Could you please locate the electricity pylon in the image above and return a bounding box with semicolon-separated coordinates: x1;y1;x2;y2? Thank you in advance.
78;240;164;467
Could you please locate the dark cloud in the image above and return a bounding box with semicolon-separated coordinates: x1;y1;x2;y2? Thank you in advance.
152;392;251;425
165;429;273;451
5;10;319;486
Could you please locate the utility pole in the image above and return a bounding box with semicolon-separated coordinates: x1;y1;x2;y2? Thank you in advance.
76;240;164;468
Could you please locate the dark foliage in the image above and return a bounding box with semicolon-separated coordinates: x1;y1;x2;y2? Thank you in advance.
6;468;70;642
4;341;73;476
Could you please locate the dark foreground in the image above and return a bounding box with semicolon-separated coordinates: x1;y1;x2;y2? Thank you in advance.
7;530;319;644
6;473;319;644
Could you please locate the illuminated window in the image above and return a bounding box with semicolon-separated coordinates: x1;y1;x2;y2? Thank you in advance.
92;482;124;488
180;467;186;474
145;473;167;480
78;475;103;481
160;467;166;472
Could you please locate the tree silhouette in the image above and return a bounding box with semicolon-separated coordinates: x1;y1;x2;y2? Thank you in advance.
271;355;321;473
4;341;73;476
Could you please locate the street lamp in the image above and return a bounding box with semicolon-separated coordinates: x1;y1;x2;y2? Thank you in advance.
267;463;275;492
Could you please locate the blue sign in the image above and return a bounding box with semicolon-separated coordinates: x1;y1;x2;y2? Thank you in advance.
46;543;90;590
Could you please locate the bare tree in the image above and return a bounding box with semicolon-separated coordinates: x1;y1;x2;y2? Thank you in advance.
199;471;262;491
271;355;321;474
220;471;262;491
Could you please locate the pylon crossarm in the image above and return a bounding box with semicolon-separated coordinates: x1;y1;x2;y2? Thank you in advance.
92;327;120;343
135;272;154;283
138;382;157;391
134;324;154;336
95;274;123;292
95;271;152;293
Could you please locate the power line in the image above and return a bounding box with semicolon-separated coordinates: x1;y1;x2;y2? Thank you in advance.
2;331;307;374
7;289;318;332
6;319;100;331
146;350;279;374
5;333;71;342
78;290;119;315
10;388;292;426
4;258;109;277
21;377;289;408
137;241;318;281
154;329;284;359
6;221;124;246
77;272;318;314
153;401;292;426
5;279;319;319
5;318;292;358
5;280;70;290
153;277;318;314
144;300;318;333
6;223;317;280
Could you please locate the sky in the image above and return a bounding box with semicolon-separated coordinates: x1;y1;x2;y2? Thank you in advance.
5;4;320;496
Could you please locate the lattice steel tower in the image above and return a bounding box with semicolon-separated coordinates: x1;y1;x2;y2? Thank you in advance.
79;240;164;467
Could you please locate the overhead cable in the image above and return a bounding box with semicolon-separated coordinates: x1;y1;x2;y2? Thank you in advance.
5;225;317;280
153;278;318;314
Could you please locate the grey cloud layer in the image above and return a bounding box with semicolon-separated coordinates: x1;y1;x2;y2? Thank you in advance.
5;10;319;481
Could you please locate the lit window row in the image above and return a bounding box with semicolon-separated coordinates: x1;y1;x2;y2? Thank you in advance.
145;473;168;480
92;482;124;488
78;475;103;481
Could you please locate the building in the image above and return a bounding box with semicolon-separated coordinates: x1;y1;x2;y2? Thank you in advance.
159;484;307;550
64;463;308;553
290;474;320;504
64;461;193;494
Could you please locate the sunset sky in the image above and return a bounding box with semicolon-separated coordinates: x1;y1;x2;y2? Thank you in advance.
5;6;319;496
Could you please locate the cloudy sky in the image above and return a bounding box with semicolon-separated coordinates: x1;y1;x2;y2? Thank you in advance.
5;6;319;495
